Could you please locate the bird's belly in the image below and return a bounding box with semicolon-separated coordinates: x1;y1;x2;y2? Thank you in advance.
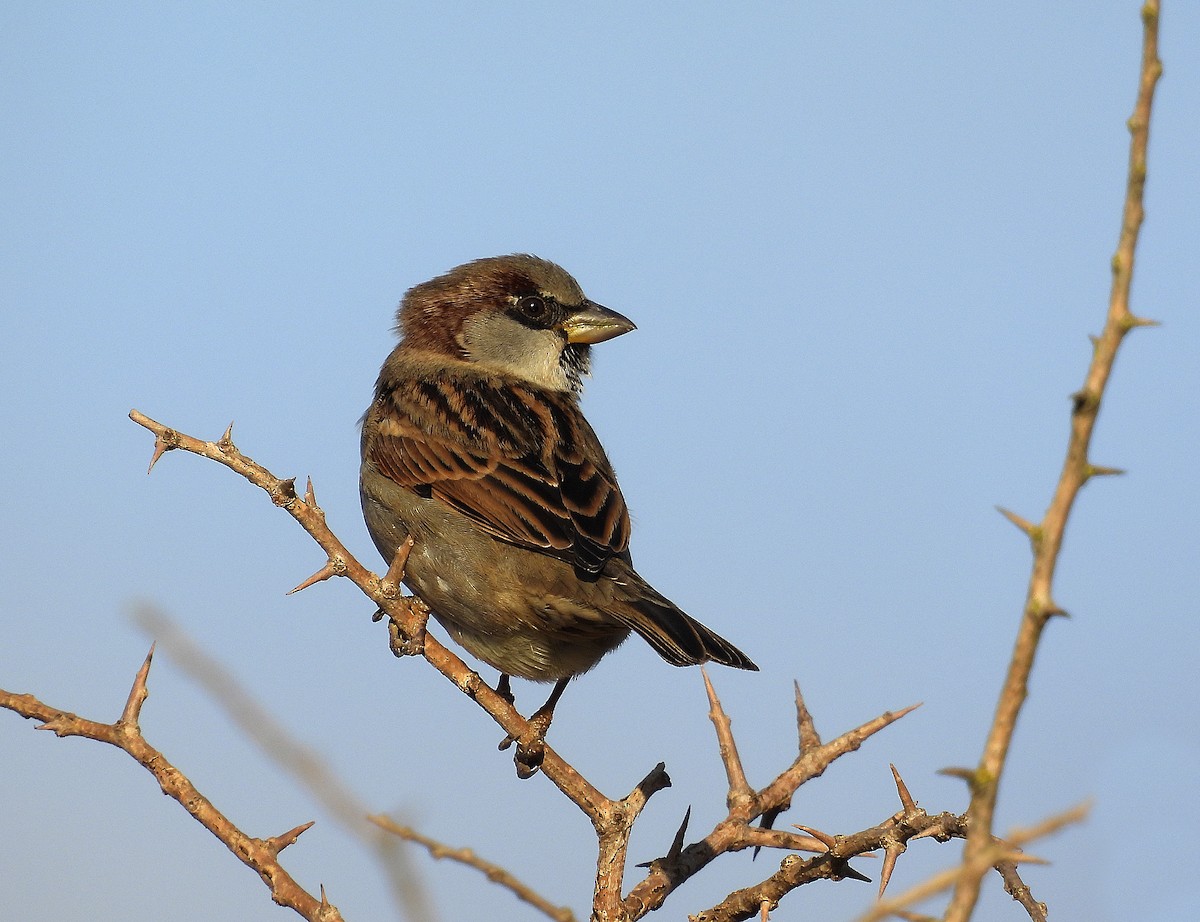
361;480;629;681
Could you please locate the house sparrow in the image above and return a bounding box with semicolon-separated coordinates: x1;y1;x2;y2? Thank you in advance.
360;254;757;774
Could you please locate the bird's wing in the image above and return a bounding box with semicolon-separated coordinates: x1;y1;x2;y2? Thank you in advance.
366;374;630;576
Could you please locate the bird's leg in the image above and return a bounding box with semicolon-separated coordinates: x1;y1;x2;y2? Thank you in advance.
495;674;515;705
498;677;570;779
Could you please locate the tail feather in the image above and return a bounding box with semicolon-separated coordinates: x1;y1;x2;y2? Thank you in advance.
611;580;758;672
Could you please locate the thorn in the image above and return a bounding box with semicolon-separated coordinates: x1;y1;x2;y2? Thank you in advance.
219;421;235;449
937;766;986;796
793;824;836;852
1004;850;1050;865
36;715;70;735
890;764;918;817
265;820;315;854
909;824;946;842
667;806;691;862
794;679;821;752
495;674;514;705
380;537;415;598
701;665;752;803
889;702;923;722
753;805;788;860
996;506;1038;538
879;841;905;897
701;663;718;708
760;898;771;921
1122;314;1161;331
119;643;156;728
146;434;174;474
1087;333;1099;347
319;883;331;911
632;761;672;803
288;559;341;595
1085;464;1126;478
304;477;317;506
833;860;871;884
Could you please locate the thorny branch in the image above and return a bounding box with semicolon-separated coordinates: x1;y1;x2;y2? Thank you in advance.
945;6;1163;920
368;814;577;922
1;9;1157;918
133;605;434;922
858;803;1089;922
129;408;610;820
123;410;932;921
0;649;343;922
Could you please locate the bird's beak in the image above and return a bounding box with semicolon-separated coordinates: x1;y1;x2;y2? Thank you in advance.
560;300;637;344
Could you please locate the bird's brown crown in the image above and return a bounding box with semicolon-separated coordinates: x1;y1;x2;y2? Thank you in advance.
395;255;587;357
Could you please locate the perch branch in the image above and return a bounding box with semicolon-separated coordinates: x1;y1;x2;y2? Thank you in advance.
127;408;610;820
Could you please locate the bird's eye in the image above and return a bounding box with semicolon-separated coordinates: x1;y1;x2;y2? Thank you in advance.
517;296;547;320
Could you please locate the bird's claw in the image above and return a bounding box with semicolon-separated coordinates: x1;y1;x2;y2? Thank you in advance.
496;676;566;779
385;615;426;657
378;599;428;657
514;739;546;779
498;730;546;778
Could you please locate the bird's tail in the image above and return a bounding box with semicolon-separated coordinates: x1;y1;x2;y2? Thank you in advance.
611;575;758;672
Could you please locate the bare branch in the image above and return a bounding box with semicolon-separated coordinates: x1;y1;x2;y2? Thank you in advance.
134;605;435;921
1;661;341;922
946;7;1163;918
370;814;576;922
862;801;1090;922
625;692;922;917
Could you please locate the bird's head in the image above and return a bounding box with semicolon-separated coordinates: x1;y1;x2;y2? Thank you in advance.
395;254;636;393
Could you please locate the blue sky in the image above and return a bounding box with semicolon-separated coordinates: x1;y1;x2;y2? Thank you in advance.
3;3;1197;921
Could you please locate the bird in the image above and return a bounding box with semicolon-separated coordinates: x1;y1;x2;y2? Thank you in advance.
359;254;757;775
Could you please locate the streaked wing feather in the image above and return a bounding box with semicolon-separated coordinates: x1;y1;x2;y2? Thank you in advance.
368;374;629;574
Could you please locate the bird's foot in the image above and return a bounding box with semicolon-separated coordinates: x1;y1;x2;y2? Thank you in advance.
498;708;554;779
497;677;568;779
374;597;428;657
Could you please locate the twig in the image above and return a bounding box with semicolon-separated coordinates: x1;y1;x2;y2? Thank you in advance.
0;650;342;922
133;605;435;922
945;7;1163;919
623;676;922;918
369;814;577;922
863;801;1090;922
